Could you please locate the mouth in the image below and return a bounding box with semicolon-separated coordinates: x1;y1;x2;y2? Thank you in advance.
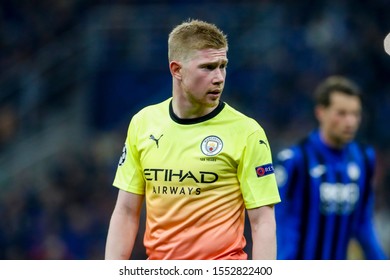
208;89;221;95
341;130;356;140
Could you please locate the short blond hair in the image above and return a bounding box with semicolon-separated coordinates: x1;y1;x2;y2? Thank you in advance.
168;19;228;62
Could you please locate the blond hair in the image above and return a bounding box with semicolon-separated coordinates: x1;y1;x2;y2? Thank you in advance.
168;19;228;62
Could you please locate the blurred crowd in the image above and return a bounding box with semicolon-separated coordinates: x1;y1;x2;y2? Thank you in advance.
1;0;390;259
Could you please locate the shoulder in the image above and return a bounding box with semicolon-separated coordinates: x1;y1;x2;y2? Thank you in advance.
136;98;170;115
124;99;170;136
276;131;321;163
276;141;307;165
350;141;376;166
221;102;265;132
274;144;305;189
359;142;375;157
132;98;170;122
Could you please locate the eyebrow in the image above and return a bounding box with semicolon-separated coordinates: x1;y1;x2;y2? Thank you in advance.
199;59;228;67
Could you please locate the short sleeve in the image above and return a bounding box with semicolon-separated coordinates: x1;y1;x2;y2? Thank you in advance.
112;115;145;195
238;127;281;209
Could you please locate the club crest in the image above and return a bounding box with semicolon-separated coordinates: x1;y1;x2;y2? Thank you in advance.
201;136;223;156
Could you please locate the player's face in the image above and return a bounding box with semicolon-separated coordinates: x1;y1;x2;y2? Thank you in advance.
180;48;227;109
317;91;362;148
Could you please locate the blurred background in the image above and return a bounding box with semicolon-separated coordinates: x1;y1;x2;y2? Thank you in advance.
0;0;389;260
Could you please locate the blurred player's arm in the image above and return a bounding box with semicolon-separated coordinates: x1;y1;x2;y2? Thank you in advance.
354;201;388;259
248;205;277;260
355;192;388;259
105;190;144;260
355;147;388;260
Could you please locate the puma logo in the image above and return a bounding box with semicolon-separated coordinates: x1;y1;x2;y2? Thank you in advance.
150;134;163;148
259;139;268;149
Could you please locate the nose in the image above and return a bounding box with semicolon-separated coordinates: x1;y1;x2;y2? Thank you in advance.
213;68;225;84
345;112;361;128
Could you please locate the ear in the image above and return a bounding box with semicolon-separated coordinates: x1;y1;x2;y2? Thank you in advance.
315;105;324;122
169;61;182;80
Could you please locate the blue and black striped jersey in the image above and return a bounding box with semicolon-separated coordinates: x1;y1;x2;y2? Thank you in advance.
275;130;387;259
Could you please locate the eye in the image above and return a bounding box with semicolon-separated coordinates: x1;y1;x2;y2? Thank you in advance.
204;64;216;70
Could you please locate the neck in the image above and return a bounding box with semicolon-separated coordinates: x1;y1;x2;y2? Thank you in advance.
319;130;345;150
169;99;224;125
171;81;218;118
171;97;217;119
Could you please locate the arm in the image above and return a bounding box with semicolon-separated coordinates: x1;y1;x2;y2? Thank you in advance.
355;214;387;260
247;205;277;260
105;189;144;260
355;189;387;259
355;146;388;259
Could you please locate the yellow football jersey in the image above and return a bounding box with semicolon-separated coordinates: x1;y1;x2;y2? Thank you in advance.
113;98;280;259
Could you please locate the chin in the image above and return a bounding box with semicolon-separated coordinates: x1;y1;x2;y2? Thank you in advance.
342;135;355;144
210;100;220;107
206;97;220;106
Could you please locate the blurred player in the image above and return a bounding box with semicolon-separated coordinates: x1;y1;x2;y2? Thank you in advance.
105;19;281;260
275;76;388;259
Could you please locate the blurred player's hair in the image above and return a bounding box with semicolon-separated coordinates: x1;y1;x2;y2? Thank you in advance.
314;76;362;107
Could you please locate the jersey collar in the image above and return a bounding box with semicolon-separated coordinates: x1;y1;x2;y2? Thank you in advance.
169;100;225;125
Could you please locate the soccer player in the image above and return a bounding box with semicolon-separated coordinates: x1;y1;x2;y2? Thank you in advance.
275;76;388;259
105;19;281;260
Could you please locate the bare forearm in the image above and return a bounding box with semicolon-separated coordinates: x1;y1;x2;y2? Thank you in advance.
105;209;139;260
251;221;277;259
248;205;277;260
